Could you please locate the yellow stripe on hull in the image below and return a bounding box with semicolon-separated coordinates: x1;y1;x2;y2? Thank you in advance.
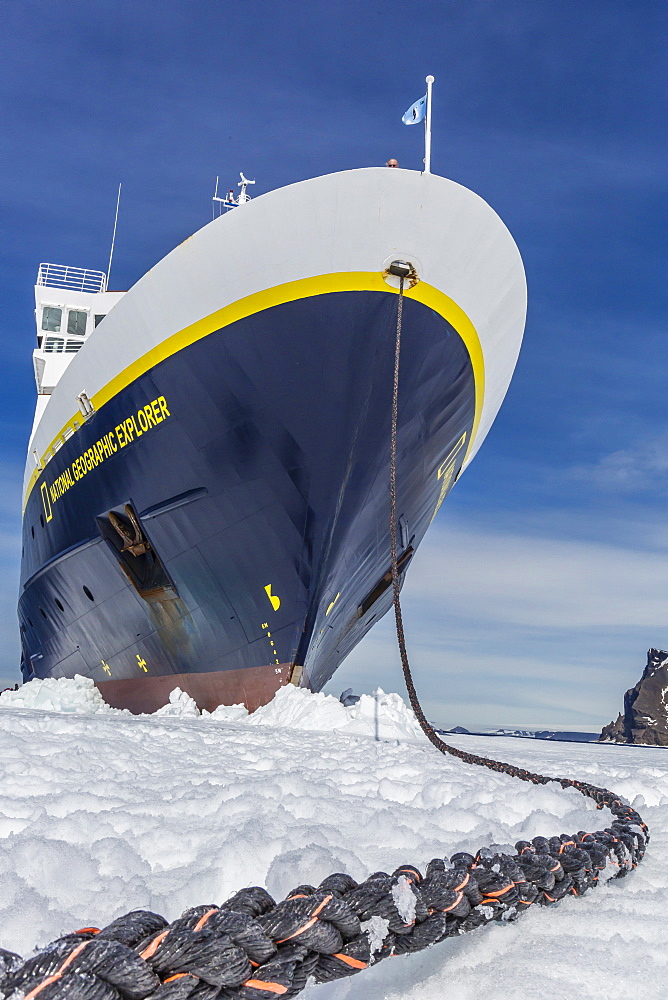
24;272;484;508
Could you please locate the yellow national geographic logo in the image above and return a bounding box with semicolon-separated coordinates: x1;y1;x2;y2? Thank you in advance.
41;395;171;520
40;482;52;523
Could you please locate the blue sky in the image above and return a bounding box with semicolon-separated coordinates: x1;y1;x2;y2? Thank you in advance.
1;0;666;729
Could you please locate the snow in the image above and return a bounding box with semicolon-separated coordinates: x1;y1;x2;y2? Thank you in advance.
361;915;391;959
0;679;666;999
0;677;424;741
246;684;424;740
391;874;417;924
154;686;201;718
0;673;128;715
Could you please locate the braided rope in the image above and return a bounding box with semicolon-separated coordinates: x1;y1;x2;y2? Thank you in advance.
0;283;650;1000
388;275;648;831
387;277;642;819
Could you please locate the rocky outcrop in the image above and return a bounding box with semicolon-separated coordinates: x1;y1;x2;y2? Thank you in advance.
600;648;668;745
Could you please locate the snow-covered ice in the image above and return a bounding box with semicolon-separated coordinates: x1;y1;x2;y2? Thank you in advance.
0;673;129;715
0;677;666;998
0;676;425;740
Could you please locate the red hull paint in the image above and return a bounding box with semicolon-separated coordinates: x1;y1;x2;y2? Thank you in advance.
96;662;294;715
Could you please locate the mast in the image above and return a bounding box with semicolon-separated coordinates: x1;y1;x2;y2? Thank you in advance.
107;183;122;289
424;75;434;174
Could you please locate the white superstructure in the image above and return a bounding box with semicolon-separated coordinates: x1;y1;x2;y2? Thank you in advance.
31;264;125;436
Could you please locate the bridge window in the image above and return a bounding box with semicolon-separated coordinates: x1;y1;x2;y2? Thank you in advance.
67;309;87;336
41;306;62;332
65;340;83;353
94;314;106;327
44;336;64;353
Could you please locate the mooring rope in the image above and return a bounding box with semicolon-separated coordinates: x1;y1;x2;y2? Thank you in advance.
387;275;649;817
0;281;649;1000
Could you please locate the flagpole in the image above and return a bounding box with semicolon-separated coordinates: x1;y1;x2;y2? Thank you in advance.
424;75;434;173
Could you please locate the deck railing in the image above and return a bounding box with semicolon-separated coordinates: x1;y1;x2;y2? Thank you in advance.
37;263;107;294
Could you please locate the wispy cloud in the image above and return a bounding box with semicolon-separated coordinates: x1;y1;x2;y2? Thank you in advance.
331;518;667;730
407;522;668;630
568;434;668;494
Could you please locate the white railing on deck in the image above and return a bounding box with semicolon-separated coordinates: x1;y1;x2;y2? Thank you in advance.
37;263;107;293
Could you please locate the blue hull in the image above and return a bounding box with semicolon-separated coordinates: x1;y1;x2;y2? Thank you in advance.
19;289;475;711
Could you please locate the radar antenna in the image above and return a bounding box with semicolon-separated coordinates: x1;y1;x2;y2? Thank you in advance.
212;172;255;217
237;172;255;204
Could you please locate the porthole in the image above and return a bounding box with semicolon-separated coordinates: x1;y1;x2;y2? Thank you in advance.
31;526;34;539
40;514;44;528
83;586;95;602
39;607;47;619
55;598;64;612
27;617;34;628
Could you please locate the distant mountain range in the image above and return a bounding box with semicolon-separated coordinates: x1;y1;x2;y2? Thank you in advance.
438;726;598;743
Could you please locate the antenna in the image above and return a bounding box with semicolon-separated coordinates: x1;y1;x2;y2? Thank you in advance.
106;183;122;290
237;172;255;204
212;172;255;214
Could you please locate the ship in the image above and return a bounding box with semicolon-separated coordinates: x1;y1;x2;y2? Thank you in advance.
18;166;526;713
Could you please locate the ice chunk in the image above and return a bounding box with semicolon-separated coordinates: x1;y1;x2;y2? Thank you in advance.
391;874;417;923
154;688;200;718
361;916;390;958
248;684;349;731
0;675;127;715
248;684;425;743
205;702;249;722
